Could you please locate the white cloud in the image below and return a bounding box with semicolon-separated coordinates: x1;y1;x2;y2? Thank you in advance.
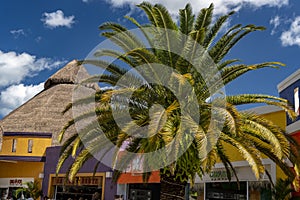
280;16;300;47
42;10;75;28
0;83;44;116
270;15;280;35
0;50;65;87
106;0;289;16
10;29;26;38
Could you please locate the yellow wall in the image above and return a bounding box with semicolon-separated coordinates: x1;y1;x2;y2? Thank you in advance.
0;134;51;200
218;111;286;162
0;161;44;200
221;142;244;162
259;110;288;179
0;161;44;179
0;136;51;157
260;111;286;130
217;109;287;179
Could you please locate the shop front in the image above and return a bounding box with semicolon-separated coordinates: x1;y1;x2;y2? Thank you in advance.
48;173;105;200
205;181;248;200
117;171;160;200
42;146;117;200
0;177;34;199
115;150;161;200
193;159;275;200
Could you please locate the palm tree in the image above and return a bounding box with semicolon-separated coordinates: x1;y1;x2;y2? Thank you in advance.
272;178;295;200
57;2;300;199
15;181;42;200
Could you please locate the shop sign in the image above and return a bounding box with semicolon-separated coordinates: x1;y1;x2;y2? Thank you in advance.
80;176;101;185
9;179;22;186
0;178;34;188
52;176;102;186
52;177;71;185
209;169;233;181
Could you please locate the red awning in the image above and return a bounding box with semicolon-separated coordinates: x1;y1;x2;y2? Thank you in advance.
292;131;300;143
291;131;300;197
117;171;160;184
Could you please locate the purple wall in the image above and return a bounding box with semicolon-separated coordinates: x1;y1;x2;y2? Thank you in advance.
42;146;117;200
279;79;300;125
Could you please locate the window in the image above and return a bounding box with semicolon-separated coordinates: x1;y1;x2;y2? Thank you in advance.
51;176;104;200
295;87;299;115
12;139;17;152
28;139;33;153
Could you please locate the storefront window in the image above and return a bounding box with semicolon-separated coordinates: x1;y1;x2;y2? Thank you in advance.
205;182;247;200
249;181;271;200
128;183;160;200
50;176;103;200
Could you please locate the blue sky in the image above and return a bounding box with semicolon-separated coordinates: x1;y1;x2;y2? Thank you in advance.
0;0;300;118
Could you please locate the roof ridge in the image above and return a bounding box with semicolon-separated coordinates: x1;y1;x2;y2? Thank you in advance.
44;59;88;90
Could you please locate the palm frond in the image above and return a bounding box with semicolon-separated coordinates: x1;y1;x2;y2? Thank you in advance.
203;11;236;48
137;2;159;27
221;133;264;179
194;3;213;32
221;62;285;85
179;3;194;35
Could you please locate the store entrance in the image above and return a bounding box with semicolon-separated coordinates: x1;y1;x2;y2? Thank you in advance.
54;185;101;200
205;182;247;200
128;183;160;200
50;175;104;200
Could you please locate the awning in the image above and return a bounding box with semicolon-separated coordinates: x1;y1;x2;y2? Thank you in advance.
117;171;160;184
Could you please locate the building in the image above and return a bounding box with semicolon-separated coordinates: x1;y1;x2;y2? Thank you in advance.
114;105;288;200
116;153;161;199
192;105;286;200
0;132;51;199
190;69;300;200
0;60;116;199
1;60;299;200
278;69;300;140
42;146;116;200
278;68;300;198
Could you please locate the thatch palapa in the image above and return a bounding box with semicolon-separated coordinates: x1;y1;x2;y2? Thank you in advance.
0;60;98;146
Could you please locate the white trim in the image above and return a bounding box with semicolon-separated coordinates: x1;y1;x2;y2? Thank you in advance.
105;172;112;178
213;159;274;168
244;105;282;115
294;87;300;114
195;159;276;183
203;183;206;199
270;160;276;183
246;181;249;200
286;120;300;134
277;69;300;92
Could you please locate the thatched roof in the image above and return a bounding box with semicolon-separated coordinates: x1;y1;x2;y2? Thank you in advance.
0;60;97;146
44;60;82;89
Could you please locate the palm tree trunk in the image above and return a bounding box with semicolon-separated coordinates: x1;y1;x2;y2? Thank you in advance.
160;170;187;200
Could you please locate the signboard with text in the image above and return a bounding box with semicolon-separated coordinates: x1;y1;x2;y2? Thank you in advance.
52;176;103;186
0;178;34;188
